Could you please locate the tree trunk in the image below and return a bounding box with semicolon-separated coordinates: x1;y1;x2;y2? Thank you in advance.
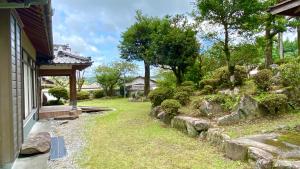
224;24;234;75
108;86;114;96
297;17;300;56
278;32;284;60
265;27;273;67
144;61;150;96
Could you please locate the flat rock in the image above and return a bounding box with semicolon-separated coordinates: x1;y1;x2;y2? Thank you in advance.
248;147;273;169
173;116;211;131
197;100;223;117
273;160;300;169
20;132;51;155
150;106;162;118
206;128;230;151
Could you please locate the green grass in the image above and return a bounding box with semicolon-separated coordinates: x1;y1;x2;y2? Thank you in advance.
77;98;248;169
224;111;300;138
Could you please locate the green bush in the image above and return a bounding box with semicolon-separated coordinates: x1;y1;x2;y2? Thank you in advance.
200;79;219;88
280;62;300;87
148;87;174;107
174;91;190;105
233;65;247;86
253;69;273;91
201;85;214;95
77;91;90;100
181;81;195;87
175;85;194;95
46;100;64;106
161;99;181;116
204;94;239;111
257;94;288;115
48;87;69;101
93;90;105;98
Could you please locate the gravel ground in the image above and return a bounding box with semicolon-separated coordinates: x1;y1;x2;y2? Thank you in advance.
47;113;101;169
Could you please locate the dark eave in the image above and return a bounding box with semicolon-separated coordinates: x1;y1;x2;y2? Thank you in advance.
8;0;53;59
269;0;300;16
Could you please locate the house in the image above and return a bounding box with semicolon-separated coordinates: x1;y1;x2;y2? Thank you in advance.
0;1;92;168
269;0;300;16
125;76;157;94
81;83;101;91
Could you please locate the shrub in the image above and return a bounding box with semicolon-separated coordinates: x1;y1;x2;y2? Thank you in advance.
280;63;300;87
233;65;247;86
181;81;195;87
161;99;181;116
77;91;90;100
201;85;214;95
253;69;273;91
199;79;219;88
148;87;174;107
257;94;288;115
48;87;69;101
174;91;190;105
204;94;239;111
93;90;105;98
175;86;194;95
46;100;64;106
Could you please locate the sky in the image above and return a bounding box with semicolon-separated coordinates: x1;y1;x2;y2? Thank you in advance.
52;0;298;78
52;0;194;77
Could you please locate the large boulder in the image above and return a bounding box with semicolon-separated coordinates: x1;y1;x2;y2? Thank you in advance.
20;132;51;155
157;111;173;125
150;106;162;118
273;160;300;169
206;128;230;151
295;125;300;132
217;95;260;125
196;100;223;118
171;116;211;137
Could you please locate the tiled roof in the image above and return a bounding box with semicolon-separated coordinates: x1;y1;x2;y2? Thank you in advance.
51;51;92;65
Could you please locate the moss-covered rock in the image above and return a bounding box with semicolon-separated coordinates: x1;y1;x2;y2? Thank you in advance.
256;93;288;116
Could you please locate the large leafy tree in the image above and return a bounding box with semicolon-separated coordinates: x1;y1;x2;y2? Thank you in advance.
194;0;261;74
119;11;160;96
95;61;136;96
153;15;200;85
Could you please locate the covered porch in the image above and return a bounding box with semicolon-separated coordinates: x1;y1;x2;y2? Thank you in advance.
38;47;92;119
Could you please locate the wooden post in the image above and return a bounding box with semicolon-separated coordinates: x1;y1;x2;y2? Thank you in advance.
69;68;77;109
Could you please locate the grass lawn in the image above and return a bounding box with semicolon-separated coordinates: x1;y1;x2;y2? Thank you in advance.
77;98;248;169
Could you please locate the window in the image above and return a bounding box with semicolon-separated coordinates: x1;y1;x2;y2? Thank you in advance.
22;51;37;119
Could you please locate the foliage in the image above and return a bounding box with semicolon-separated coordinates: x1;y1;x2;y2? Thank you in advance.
199;78;219;88
233;65;248;86
184;59;203;87
49;77;69;88
148;87;174;107
257;93;288;115
93;90;105;99
201;85;214;95
194;0;261;72
46;100;64;106
119;11;160;95
240;80;257;95
156;70;177;89
174;91;190;106
181;81;195;87
205;94;239;111
279;62;300;88
96;61;137;97
175;86;194;95
48;87;69;101
153;15;200;84
253;69;273;91
161;99;181;116
231;43;262;65
77;91;90;100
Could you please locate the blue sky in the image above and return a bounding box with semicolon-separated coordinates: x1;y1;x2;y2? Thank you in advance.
52;0;194;77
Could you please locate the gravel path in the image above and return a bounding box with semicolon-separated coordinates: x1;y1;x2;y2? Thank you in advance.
47;113;98;169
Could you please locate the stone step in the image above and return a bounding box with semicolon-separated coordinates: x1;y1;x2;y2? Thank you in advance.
54;115;79;120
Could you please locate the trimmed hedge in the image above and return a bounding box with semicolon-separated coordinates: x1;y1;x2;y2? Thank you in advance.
174;91;190;105
257;94;288;115
46;100;64;106
161;99;181;116
48;87;69;101
280;63;300;87
253;69;272;91
93;90;105;98
148;87;174;107
77;91;90;100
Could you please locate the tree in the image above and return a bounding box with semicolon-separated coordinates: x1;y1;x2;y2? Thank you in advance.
76;70;85;92
95;65;120;96
119;11;160;96
114;61;137;97
49;76;69;88
194;0;261;74
95;61;137;96
153;15;200;85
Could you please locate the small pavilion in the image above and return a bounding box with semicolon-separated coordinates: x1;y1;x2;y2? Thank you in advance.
38;45;92;118
269;0;300;16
